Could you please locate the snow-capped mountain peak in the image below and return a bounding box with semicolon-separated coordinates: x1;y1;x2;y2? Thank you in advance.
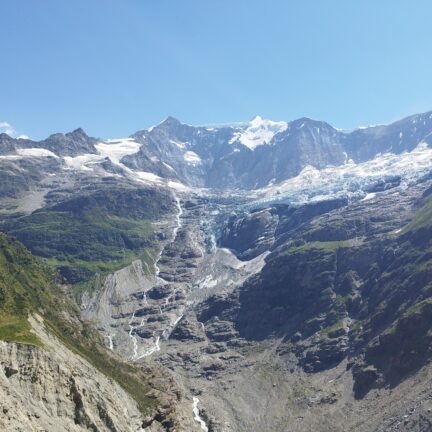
229;115;288;150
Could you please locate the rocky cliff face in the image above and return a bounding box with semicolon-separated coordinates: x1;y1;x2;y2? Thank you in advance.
1;316;150;432
0;315;204;432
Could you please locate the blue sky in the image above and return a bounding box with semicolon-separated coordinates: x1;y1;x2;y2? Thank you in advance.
1;0;432;140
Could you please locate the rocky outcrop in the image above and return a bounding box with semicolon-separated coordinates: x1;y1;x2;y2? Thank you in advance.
0;316;186;432
220;208;278;259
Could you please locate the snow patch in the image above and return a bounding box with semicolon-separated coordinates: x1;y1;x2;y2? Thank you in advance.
357;124;382;130
163;162;176;171
361;192;376;201
63;154;102;171
63;139;140;172
184;150;202;165
167;180;191;192
95;139;141;164
169;139;187;149
16;148;59;158
0;154;21;160
135;171;164;182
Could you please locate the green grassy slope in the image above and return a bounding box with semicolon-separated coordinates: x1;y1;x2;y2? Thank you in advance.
232;191;432;397
2;187;174;284
0;231;157;414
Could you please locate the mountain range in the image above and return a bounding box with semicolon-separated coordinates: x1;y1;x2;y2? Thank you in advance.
2;111;432;191
1;111;432;431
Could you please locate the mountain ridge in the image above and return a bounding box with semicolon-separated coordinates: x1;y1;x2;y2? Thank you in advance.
3;109;432;155
2;110;432;430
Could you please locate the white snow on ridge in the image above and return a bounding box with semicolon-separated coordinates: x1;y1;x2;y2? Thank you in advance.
229;115;288;150
357;124;382;130
148;117;168;132
0;154;21;160
61;138;192;192
104;137;136;143
163;162;176;171
62;141;193;192
167;180;191;192
361;192;376;201
169;139;187;149
135;171;164;182
184;150;202;165
63;154;102;171
95;139;141;164
0;148;59;160
64;139;141;171
135;170;192;192
17;148;59;158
